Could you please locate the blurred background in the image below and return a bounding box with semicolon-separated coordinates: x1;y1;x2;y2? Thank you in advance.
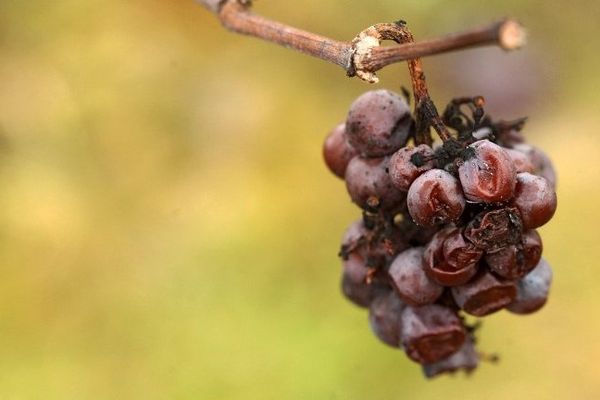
0;0;598;398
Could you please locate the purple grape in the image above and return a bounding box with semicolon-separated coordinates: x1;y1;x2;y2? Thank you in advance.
388;247;443;306
505;148;535;174
389;144;435;191
323;123;357;179
507;258;552;314
345;156;405;211
340;219;409;268
368;291;405;347
346;90;412;157
512;144;557;189
340;253;388;307
407;169;466;227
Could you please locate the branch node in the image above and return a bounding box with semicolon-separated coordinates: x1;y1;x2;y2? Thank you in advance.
351;26;383;83
351;23;412;83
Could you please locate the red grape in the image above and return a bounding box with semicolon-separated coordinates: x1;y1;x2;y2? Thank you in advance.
451;270;517;316
341;219;409;268
458;139;517;203
505;148;535;174
443;229;484;271
389;144;436;191
464;207;523;252
341;253;388;307
512;172;557;229
401;304;466;364
323;123;357;179
485;229;542;279
407;169;466;227
423;228;480;286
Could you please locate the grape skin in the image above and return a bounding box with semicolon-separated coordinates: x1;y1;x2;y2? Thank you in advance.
388;247;443;306
389;144;435;191
368;291;405;347
507;258;553;314
401;304;466;364
423;228;480;287
407;169;466;227
512;144;557;189
512;172;557;229
458;139;517;203
451;270;517;317
345;156;405;211
484;229;542;279
341;219;408;268
346;90;412;157
505;148;535;174
322;123;357;179
341;253;389;307
464;207;523;252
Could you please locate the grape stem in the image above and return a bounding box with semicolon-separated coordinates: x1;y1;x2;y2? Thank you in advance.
354;22;451;144
196;0;526;84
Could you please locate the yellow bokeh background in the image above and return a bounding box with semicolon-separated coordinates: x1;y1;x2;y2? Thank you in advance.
0;0;598;398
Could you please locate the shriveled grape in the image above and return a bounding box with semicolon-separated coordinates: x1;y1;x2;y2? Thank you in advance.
401;304;466;364
512;172;557;229
346;90;412;157
458;139;517;203
451;270;517;317
423;228;480;286
407;169;466;227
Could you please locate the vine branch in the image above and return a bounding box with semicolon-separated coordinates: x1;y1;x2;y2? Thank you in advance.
196;0;526;83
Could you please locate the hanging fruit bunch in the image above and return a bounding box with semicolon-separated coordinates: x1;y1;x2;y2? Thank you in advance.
322;23;556;378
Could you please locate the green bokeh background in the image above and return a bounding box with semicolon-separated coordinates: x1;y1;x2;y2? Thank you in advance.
0;0;598;398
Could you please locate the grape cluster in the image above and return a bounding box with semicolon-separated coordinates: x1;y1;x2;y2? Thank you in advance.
323;89;557;377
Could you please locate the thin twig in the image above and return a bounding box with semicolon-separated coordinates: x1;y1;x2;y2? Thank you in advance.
362;19;526;73
196;0;526;83
219;1;352;69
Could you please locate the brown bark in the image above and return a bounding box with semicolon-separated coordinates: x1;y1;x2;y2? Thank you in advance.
196;0;526;83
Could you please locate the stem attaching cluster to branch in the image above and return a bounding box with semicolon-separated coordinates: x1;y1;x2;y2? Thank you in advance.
353;22;451;144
